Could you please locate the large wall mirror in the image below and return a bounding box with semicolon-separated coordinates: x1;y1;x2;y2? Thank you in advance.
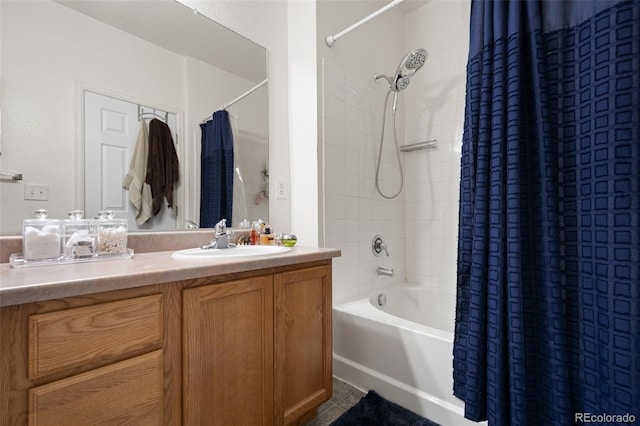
0;0;269;235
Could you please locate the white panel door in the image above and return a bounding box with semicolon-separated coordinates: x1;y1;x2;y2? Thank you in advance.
84;91;177;231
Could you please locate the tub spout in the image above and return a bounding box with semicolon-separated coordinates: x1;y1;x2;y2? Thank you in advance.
376;266;394;277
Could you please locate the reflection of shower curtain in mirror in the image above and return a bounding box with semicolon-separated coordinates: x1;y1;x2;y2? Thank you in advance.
200;110;234;228
229;114;249;226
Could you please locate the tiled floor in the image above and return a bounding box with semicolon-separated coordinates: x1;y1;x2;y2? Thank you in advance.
307;378;365;426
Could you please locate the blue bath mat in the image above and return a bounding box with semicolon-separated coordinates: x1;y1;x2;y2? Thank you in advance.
330;390;440;426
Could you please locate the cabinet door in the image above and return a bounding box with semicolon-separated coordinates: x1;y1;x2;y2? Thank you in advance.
183;276;274;426
274;264;332;425
29;350;163;426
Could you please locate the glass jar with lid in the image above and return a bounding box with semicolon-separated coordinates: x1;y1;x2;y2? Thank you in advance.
95;210;128;256
22;209;63;261
63;210;96;260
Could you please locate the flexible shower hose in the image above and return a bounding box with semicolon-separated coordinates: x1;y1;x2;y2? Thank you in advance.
375;87;404;199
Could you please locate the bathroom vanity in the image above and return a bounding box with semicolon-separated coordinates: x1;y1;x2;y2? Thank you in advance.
0;238;339;426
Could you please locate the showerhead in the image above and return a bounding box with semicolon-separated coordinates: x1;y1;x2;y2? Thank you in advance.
395;76;411;91
401;48;428;72
394;48;428;90
375;48;428;92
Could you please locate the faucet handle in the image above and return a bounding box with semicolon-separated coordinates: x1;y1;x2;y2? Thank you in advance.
372;235;390;257
214;219;227;237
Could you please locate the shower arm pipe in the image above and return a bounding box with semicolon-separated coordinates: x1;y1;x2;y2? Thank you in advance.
325;0;406;47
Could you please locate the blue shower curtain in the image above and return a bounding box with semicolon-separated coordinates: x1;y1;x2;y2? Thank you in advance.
200;110;234;228
454;1;639;424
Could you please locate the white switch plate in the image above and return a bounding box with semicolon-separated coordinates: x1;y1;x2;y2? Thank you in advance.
276;179;286;200
24;184;49;201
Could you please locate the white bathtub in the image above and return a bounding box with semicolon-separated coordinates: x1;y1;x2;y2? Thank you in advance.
333;286;484;426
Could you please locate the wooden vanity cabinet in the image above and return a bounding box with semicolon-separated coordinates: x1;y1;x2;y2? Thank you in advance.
183;262;333;426
0;287;171;426
27;294;166;426
0;260;333;426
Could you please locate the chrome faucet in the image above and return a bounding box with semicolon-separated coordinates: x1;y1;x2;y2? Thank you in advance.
201;219;234;250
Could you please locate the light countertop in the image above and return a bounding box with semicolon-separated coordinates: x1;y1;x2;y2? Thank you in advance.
0;246;340;307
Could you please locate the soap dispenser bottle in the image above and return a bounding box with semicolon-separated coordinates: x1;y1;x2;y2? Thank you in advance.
22;209;63;261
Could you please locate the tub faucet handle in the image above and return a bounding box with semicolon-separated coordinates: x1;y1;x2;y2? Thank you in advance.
372;235;389;257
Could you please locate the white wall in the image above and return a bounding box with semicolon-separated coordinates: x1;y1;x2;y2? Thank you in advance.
288;0;319;246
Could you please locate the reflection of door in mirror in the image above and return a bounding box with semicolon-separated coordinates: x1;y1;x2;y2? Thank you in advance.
84;91;177;231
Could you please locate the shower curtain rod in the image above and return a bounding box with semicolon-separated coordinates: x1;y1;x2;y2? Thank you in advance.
0;170;23;181
325;0;405;47
222;78;268;110
201;78;268;122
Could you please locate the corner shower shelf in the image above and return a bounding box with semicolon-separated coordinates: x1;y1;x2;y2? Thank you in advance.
399;140;438;152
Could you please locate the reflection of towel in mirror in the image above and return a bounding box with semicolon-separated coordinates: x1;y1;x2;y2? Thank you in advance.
123;121;153;225
146;118;179;216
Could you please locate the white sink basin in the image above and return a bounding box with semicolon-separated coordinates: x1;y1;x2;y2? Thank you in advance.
172;245;292;260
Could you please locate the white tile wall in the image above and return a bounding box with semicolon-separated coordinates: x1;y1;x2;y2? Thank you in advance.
404;141;462;293
403;0;470;296
320;0;471;304
323;58;407;304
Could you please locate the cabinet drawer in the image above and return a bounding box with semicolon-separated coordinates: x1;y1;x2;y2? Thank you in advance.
29;350;163;426
29;294;163;378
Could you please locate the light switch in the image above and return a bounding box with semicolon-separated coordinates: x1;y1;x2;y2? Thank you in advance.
276;179;286;200
24;184;49;201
